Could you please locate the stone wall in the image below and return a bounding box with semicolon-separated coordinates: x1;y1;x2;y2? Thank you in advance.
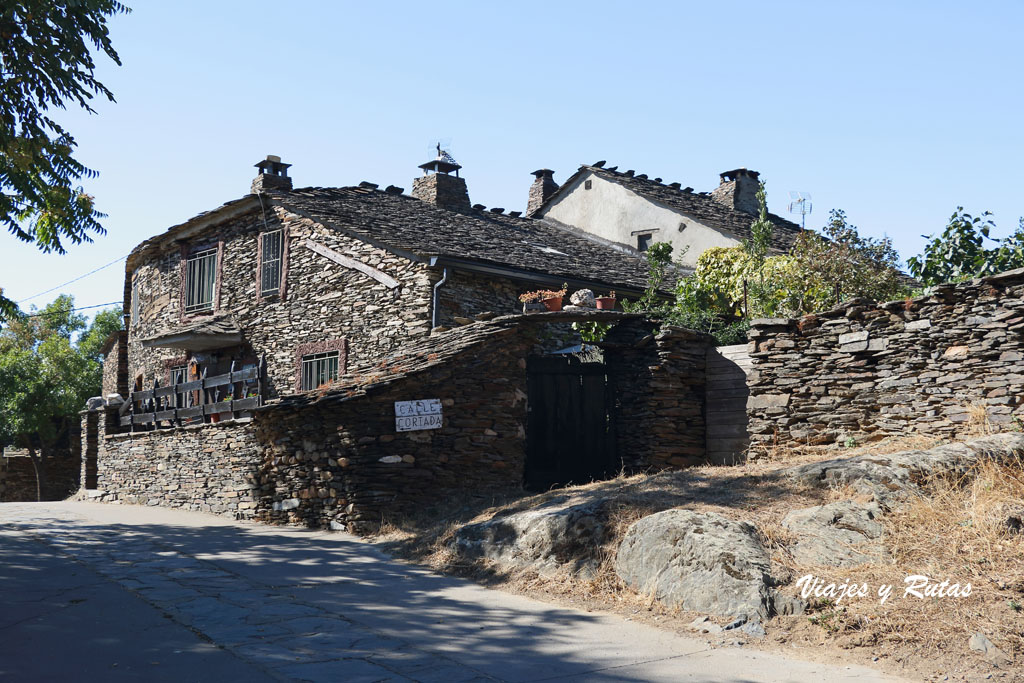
605;321;711;470
747;269;1024;450
91;413;262;517
0;451;81;502
437;270;523;326
126;206;434;399
252;324;534;533
101;331;128;398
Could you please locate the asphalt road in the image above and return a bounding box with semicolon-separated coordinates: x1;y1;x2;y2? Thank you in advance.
0;502;907;682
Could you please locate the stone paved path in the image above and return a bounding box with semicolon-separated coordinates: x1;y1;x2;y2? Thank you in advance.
0;502;909;682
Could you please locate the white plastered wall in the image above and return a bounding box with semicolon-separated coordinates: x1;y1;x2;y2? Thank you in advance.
540;171;740;268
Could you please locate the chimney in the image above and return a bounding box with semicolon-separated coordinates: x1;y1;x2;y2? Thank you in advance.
526;169;559;216
251;155;292;193
412;145;471;212
710;168;760;215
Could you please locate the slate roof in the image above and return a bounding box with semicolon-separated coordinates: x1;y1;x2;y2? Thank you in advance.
543;165;806;252
272;185;674;292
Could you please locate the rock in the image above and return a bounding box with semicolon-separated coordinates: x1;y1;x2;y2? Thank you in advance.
773;594;806;615
86;396;105;410
782;501;887;567
451;499;608;577
272;498;299;511
969;632;1012;667
569;289;596;308
688;616;722;634
615;509;773;619
741;621;767;638
452;316;474;326
782;434;1024;508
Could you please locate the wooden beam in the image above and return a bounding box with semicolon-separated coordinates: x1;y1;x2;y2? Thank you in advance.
300;239;400;289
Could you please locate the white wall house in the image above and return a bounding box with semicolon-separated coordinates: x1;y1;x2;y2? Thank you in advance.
528;164;803;270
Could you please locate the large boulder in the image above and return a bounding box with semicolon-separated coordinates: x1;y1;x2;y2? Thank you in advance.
451;499;608;577
782;501;887;567
782;434;1024;507
615;509;773;619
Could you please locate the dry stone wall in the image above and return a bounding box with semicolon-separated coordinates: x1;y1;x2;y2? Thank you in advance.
252;325;534;533
605;321;711;469
0;451;81;502
91;411;262;517
747;269;1024;450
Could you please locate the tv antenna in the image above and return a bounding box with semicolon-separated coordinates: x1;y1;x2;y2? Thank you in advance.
426;137;454;159
788;191;813;229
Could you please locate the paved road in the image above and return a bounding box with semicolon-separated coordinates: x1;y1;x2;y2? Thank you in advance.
1;502;906;682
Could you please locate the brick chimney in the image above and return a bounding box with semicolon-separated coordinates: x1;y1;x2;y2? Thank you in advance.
412;145;471;212
526;169;558;216
251;155;292;193
710;168;760;215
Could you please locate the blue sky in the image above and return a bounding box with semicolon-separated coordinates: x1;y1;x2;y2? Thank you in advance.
4;1;1022;316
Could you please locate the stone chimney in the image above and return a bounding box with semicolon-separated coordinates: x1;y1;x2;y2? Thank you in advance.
412;145;471;212
710;168;760;215
526;169;559;216
251;155;292;193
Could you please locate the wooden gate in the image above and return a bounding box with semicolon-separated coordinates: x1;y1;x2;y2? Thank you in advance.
705;344;752;464
525;355;617;490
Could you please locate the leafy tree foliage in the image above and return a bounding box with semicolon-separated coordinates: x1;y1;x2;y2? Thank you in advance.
790;209;906;306
0;295;121;499
0;1;129;318
907;208;1024;286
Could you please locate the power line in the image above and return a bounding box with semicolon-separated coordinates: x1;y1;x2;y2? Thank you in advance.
16;253;130;304
22;301;123;318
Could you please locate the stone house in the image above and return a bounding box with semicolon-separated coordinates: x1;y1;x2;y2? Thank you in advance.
109;153;658;403
527;163;804;268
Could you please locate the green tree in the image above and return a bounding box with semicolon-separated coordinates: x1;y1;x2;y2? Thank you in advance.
0;1;129;319
0;295;121;500
908;209;1024;286
791;209;906;307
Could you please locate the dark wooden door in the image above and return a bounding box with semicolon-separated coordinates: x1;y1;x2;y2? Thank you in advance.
525;355;617;490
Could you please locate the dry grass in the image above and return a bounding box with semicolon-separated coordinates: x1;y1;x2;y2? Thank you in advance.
369;435;1024;680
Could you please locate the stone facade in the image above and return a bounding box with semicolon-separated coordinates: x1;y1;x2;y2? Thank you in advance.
436;270;523;326
411;173;471;212
605;322;711;470
101;331;128;398
86;314;716;533
127;205;434;399
747;269;1024;449
253;323;534;532
91;410;262;516
0;449;81;502
527;169;559;216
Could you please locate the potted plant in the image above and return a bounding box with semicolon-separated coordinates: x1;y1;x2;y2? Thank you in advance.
595;291;617;310
519;283;567;312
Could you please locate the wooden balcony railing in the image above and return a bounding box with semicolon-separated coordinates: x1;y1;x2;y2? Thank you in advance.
119;357;265;430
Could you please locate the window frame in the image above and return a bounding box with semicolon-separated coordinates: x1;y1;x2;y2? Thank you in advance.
300;351;340;391
184;247;218;314
130;276;140;327
259;229;284;298
294;339;347;393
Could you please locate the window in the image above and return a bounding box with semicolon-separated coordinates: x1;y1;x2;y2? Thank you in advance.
185;248;217;313
260;230;283;296
584;179;592;190
131;278;140;327
636;233;653;252
301;351;339;391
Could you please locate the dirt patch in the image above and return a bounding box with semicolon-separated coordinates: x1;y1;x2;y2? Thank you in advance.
371;435;1024;681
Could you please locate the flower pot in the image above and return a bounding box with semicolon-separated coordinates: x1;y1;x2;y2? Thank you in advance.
541;296;563;312
595;297;617;310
